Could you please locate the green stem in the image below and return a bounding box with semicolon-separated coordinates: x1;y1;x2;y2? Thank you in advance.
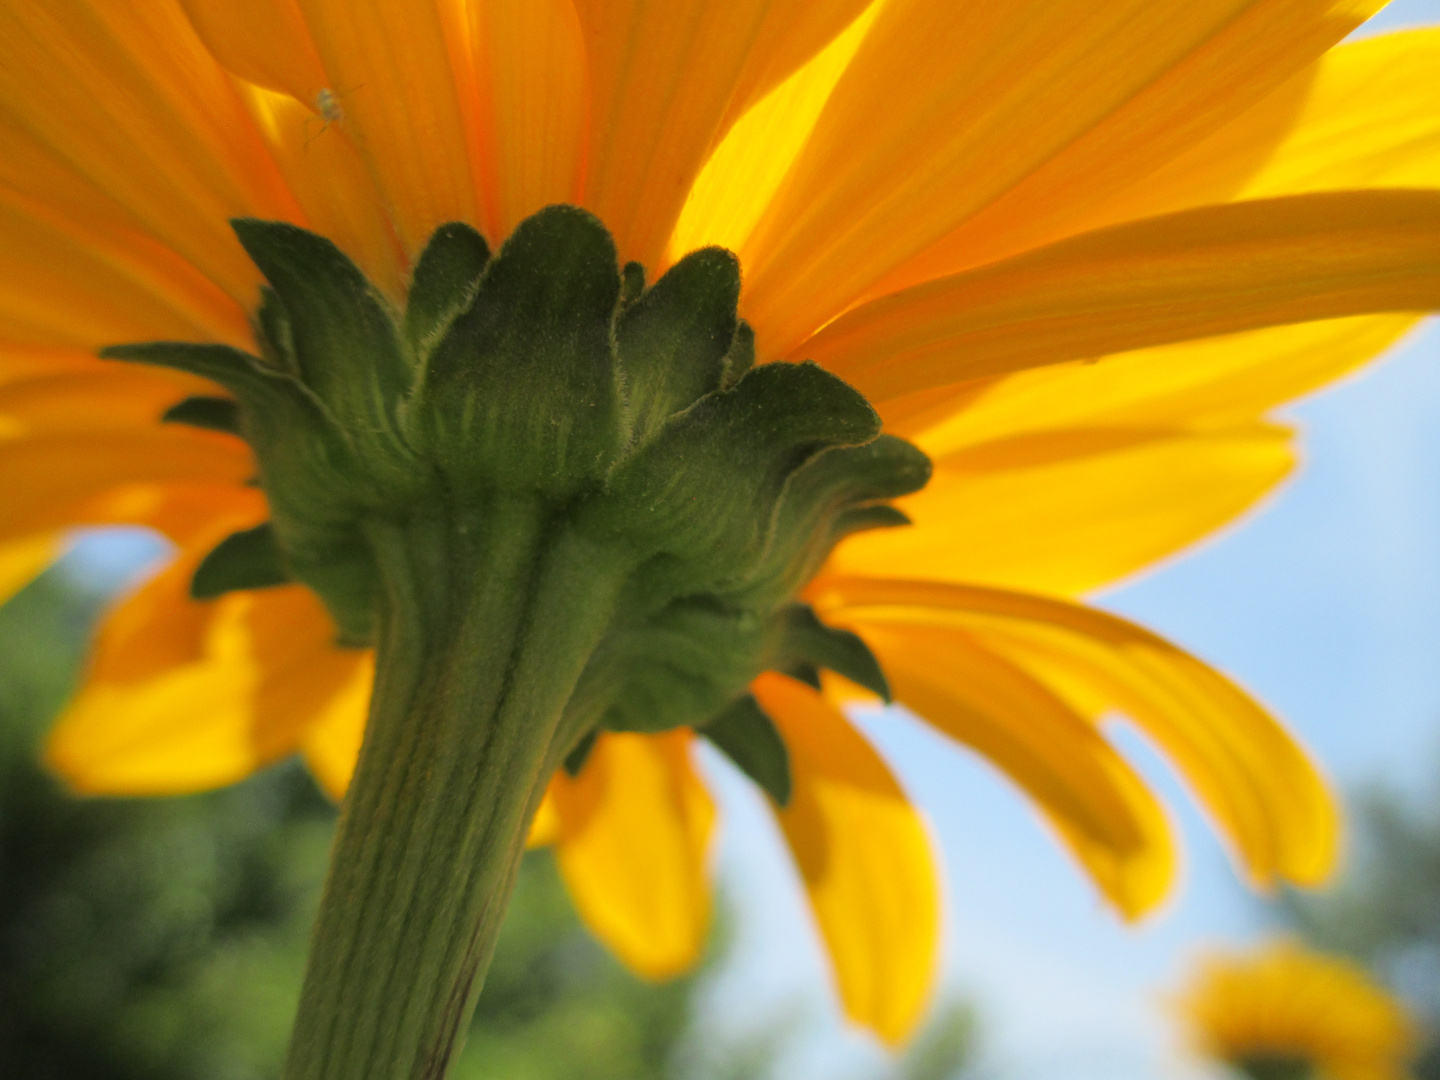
282;496;628;1080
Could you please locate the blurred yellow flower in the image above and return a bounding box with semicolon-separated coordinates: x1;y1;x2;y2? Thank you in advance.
0;0;1436;1051
1178;940;1418;1080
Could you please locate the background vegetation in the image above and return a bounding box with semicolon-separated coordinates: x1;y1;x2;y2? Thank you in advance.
0;557;977;1080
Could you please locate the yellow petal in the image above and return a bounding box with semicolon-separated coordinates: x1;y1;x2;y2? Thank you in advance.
574;0;871;266
666;2;880;262
552;731;715;980
177;0;329;104
525;783;562;849
0;187;252;350
910;315;1418;454
0;0;299;304
299;650;376;801
0;429;254;543
856;624;1174;918
800;191;1440;406
238;83;407;301
292;0;478;256
755;672;939;1044
47;550;364;796
0;532;60;607
468;0;589;243
1013;27;1440;277
811;578;1340;888
831;423;1295;597
740;0;1381;353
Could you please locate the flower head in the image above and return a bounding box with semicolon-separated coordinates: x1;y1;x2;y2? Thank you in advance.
2;0;1437;1048
1178;940;1419;1080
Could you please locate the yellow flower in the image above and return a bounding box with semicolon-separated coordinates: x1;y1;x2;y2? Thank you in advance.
1178;940;1418;1080
1;0;1437;1052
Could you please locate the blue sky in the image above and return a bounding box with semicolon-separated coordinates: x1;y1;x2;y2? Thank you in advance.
701;4;1440;1074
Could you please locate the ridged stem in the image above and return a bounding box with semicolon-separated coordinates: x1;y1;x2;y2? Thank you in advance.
282;495;627;1080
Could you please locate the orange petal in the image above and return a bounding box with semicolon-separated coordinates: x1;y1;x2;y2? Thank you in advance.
0;0;299;304
469;0;589;243
237;83;407;301
863;624;1175;918
738;0;1382;353
47;549;363;796
551;730;716;980
755;672;940;1045
811;578;1339;888
831;423;1295;597
0;428;254;543
0;367;217;434
177;0;329;104
292;0;479;256
799;191;1440;406
574;0;871;266
0;187;252;350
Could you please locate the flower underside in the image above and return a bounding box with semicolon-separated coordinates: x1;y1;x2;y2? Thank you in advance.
110;203;930;805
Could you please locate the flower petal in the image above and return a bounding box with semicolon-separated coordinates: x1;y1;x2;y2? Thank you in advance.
0;532;60;607
755;672;939;1045
47;552;363;796
300;651;376;801
292;0;479;255
739;0;1382;352
666;2;880;262
831;423;1295;597
0;187;252;349
238;83;407;301
0;429;254;543
0;0;299;303
552;730;715;980
0;367;215;434
906;315;1418;452
574;0;871;266
857;624;1174;918
177;0;329;103
468;0;589;243
811;578;1339;888
924;27;1440;283
800;191;1440;406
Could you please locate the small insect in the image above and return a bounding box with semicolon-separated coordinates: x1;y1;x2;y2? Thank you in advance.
304;87;352;150
315;87;344;125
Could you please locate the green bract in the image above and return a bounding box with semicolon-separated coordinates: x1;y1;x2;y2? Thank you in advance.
108;205;929;808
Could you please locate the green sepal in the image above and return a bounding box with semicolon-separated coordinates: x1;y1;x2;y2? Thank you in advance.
257;285;299;373
616;246;738;445
736;434;930;605
232;218;413;486
404;222;490;364
619;261;646;306
700;694;792;807
161;395;241;435
767;603;890;702
563;728;598;776
587;597;769;735
587;360;879;587
721;320;755;388
421;205;623;496
191;523;291;599
101;341;300;409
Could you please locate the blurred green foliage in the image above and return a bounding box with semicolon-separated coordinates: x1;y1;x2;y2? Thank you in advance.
0;558;978;1080
1284;779;1440;1079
